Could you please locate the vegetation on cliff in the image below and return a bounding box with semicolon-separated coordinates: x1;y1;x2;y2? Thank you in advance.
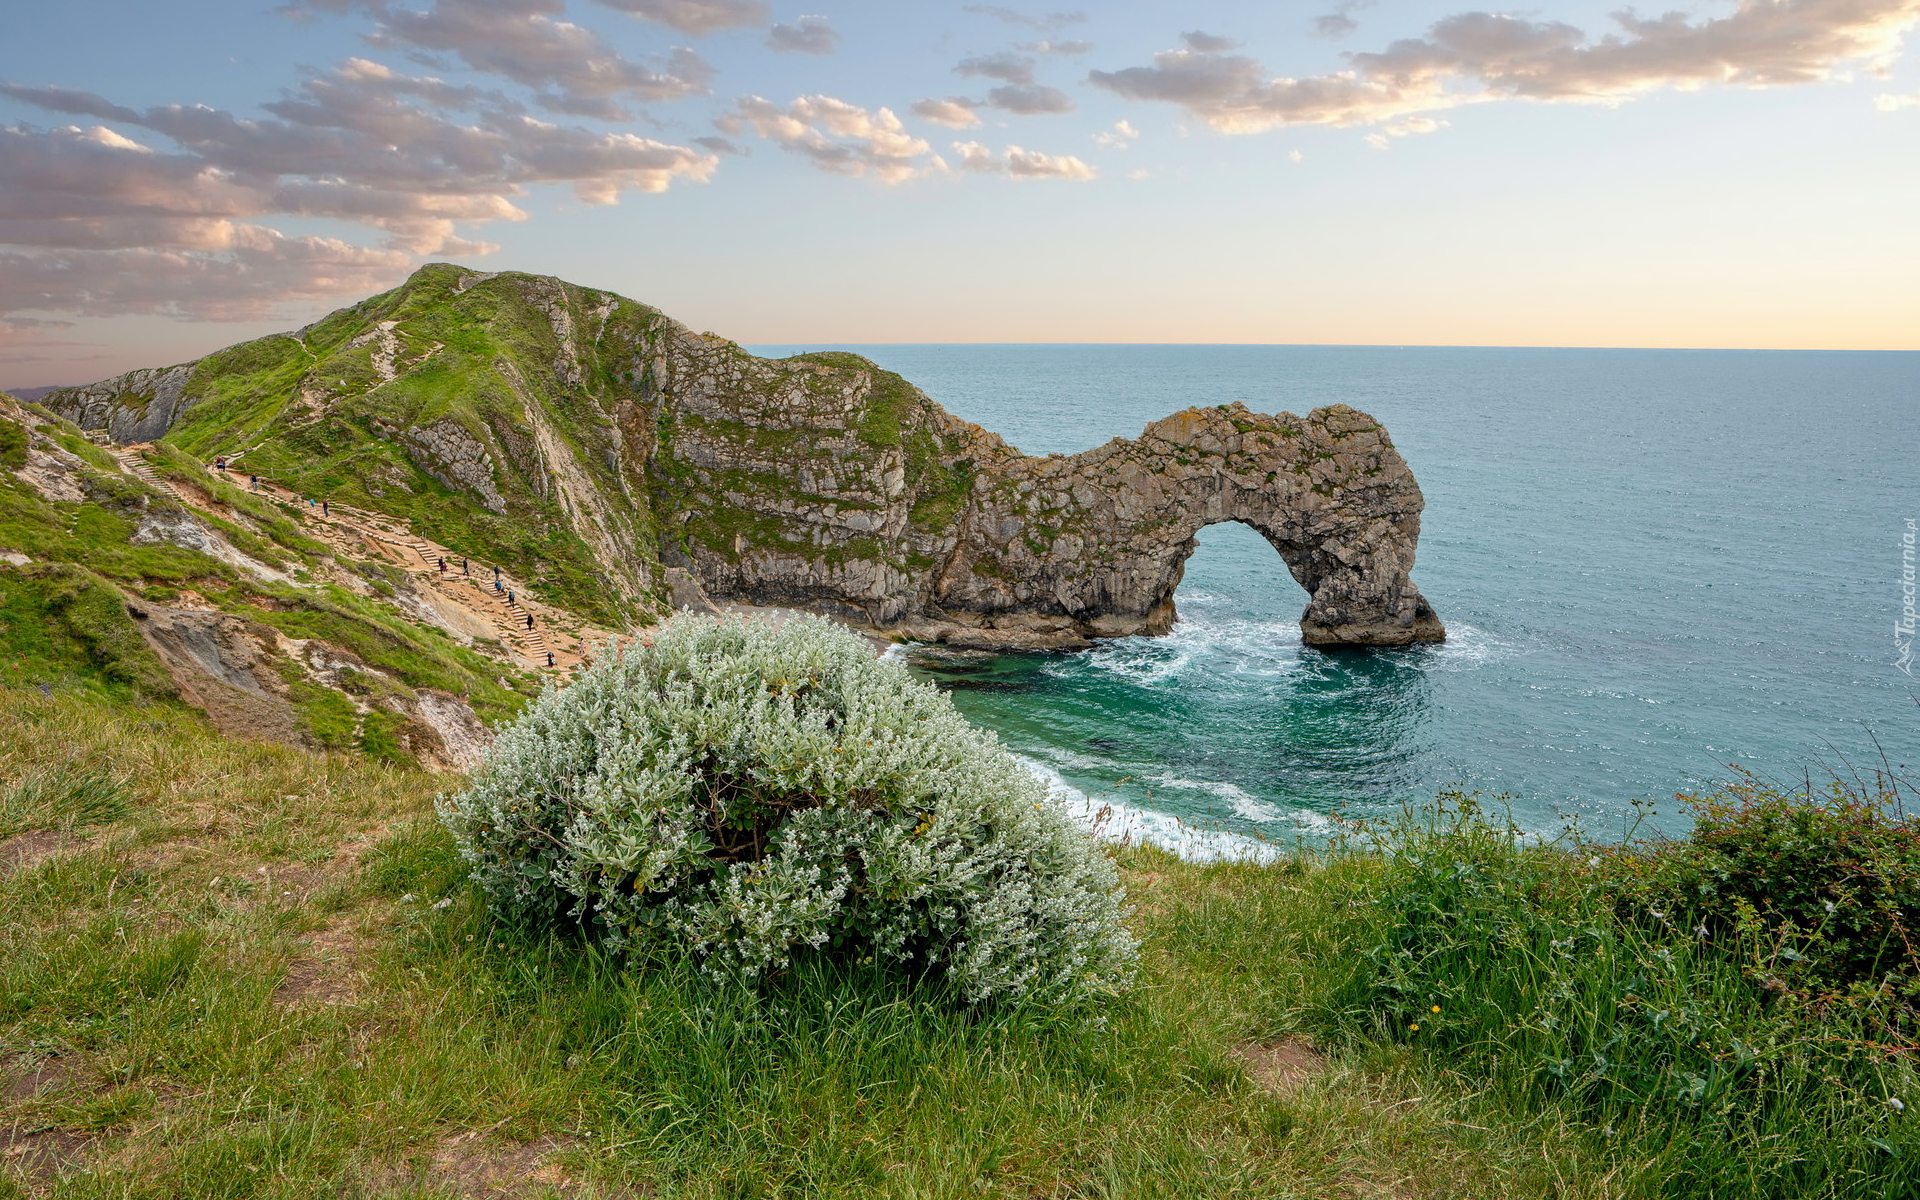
3;672;1914;1197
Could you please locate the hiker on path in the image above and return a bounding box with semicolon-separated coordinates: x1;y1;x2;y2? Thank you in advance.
524;612;533;630
437;557;445;572
508;590;515;605
494;580;501;593
546;651;554;668
322;501;329;517
461;557;469;574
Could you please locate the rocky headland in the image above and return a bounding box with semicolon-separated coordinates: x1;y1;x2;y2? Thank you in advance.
38;264;1442;650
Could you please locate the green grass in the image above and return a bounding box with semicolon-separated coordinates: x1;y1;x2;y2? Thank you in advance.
1;688;1613;1200
6;698;1914;1197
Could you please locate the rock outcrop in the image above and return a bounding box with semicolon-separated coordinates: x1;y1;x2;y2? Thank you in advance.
42;265;1442;650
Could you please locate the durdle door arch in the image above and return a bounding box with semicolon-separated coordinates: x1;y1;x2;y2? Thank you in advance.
891;402;1447;650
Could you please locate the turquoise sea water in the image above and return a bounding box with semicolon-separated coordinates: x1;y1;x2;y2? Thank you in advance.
748;345;1920;851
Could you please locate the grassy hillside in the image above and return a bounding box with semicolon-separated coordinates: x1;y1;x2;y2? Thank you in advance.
4;684;1915;1198
0;398;542;767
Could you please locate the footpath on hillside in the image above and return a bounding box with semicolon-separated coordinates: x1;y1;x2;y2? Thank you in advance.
110;443;610;674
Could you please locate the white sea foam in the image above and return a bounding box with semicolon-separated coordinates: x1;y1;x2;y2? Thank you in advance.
1020;757;1288;863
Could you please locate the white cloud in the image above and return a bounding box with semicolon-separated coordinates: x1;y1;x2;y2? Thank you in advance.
0;61;716;318
986;84;1074;114
911;97;983;128
1289;148;1303;163
767;15;837;55
962;6;1086;34
1090;0;1920;133
296;0;713;119
1181;30;1239;53
1877;88;1920;108
956;51;1075;113
957;51;1038;86
951;140;1095;179
1092;118;1135;148
722;95;934;181
591;0;768;35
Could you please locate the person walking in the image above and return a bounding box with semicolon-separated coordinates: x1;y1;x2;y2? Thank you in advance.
507;590;515;605
524;612;533;630
321;500;329;517
437;557;445;572
546;651;555;668
461;557;469;574
494;580;501;593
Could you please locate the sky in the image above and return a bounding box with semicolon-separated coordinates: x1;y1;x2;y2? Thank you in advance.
2;0;1918;387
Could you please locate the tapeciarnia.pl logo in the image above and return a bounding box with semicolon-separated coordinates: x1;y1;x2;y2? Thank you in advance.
1899;518;1917;676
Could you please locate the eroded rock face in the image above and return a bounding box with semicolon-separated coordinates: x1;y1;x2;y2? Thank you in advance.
651;363;1444;649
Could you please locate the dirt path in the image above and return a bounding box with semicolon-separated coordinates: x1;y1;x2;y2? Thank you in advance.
122;447;611;674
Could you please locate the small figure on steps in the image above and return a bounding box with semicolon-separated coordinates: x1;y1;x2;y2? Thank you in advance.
525;612;533;630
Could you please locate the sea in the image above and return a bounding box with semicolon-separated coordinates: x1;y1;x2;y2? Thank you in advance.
746;345;1920;857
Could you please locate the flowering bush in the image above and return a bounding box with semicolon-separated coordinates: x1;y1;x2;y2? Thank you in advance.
439;613;1136;1004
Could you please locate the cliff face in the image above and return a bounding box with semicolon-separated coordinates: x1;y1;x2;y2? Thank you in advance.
42;265;1443;650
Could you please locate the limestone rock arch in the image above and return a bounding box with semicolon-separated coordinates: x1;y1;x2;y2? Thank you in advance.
898;402;1445;649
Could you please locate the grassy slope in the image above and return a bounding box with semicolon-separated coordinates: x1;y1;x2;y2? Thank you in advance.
158;267;659;630
0;405;538;754
0;688;1614;1200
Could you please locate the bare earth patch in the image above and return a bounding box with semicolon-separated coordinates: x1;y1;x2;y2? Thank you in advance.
376;1133;643;1198
276;920;367;1007
0;831;81;878
2;1055;74;1104
0;1126;93;1190
1235;1038;1327;1096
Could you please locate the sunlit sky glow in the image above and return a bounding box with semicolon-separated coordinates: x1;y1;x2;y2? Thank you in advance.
3;0;1918;386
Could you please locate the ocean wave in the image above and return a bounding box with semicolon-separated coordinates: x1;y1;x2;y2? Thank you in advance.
1020;757;1289;863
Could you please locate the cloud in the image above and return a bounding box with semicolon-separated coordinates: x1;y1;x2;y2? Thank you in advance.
911;97;982;128
957;51;1073;113
1027;39;1091;55
951;140;1094;179
1092;118;1135;148
0;60;716;318
962;6;1085;33
720;95;934;181
591;0;768;35
956;51;1037;86
1878;88;1920;108
767;14;837;54
1181;31;1239;53
0;232;416;322
1362;116;1445;150
294;0;713;118
985;84;1074;114
1312;0;1373;40
1090;0;1920;133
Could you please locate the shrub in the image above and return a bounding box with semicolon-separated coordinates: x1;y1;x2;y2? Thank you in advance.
439;613;1137;1004
1604;769;1920;1008
1346;792;1920;1198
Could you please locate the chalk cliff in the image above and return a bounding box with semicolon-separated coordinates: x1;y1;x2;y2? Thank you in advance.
42;265;1442;649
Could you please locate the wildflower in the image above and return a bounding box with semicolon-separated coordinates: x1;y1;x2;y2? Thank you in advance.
1409;1023;1420;1031
1431;1004;1441;1013
1892;1098;1907;1112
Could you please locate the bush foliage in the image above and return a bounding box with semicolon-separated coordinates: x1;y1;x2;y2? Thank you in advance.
440;613;1137;1004
1346;784;1920;1198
